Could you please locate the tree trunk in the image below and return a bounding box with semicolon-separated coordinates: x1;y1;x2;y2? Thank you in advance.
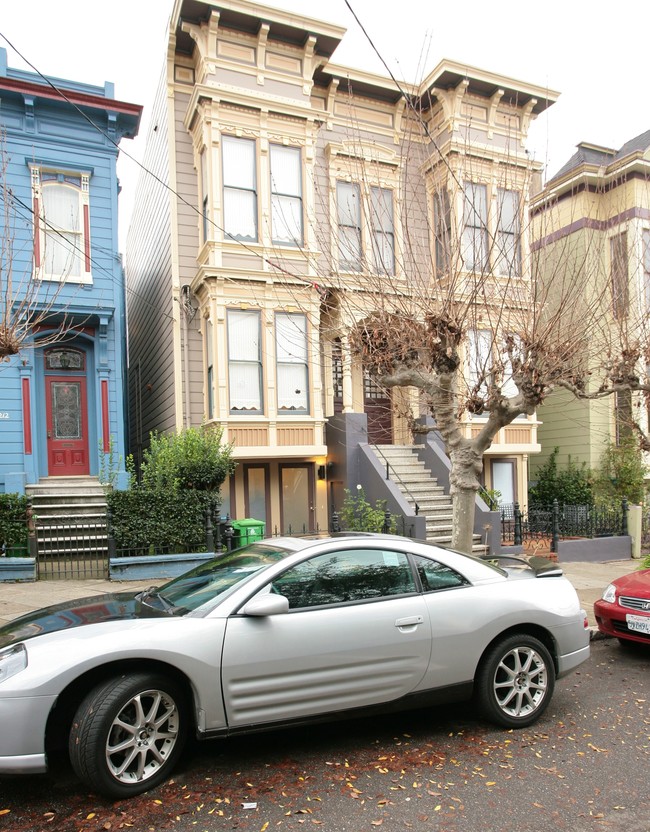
451;486;476;554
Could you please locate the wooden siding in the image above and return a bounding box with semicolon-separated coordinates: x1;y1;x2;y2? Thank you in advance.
230;426;270;446
276;426;315;446
125;70;176;457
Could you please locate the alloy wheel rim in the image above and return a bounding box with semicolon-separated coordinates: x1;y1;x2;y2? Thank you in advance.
493;646;547;717
105;689;179;784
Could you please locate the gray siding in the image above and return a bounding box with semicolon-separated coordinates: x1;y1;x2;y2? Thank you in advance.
125;70;176;462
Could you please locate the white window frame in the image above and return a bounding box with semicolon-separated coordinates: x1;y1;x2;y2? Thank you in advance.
270;144;303;246
336;181;362;271
467;328;493;397
462;181;489;272
200;147;209;244
495;189;521;277
227;309;263;414
433;188;451;276
610;231;629;319
370;186;395;275
222;136;258;243
275;312;309;414
642;229;650;311
31;166;92;283
205;317;214;420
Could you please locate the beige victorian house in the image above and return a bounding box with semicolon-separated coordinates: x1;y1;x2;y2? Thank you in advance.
126;0;556;539
530;131;650;478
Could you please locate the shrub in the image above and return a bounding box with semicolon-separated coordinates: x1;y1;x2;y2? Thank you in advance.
529;448;593;507
592;436;648;508
107;489;215;553
339;486;395;533
140;426;235;491
0;493;30;554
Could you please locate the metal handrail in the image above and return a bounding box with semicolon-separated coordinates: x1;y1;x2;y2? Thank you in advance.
371;444;431;516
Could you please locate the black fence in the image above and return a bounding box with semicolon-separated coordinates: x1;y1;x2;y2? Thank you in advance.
501;499;629;552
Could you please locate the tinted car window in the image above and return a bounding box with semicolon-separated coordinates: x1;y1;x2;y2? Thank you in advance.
272;548;416;609
413;555;469;592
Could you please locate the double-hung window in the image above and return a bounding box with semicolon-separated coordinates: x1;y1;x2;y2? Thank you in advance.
370;187;395;275
276;313;308;413
467;329;493;397
222;136;257;242
32;167;91;281
205;318;214;420
495;189;521;277
227;310;262;413
270;145;303;246
433;188;451;276
610;232;629;319
462;182;488;272
642;230;650;311
200;148;209;244
337;181;362;271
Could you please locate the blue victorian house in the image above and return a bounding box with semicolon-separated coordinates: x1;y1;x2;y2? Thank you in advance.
0;48;141;495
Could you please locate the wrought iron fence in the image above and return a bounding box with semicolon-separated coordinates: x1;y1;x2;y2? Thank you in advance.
501;499;629;552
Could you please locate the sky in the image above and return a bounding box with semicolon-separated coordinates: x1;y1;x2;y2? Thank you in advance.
1;0;648;247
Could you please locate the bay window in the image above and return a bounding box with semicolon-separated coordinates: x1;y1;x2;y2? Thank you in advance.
370;186;395;275
495;189;521;277
276;312;308;413
462;182;488;271
337;181;362;271
222;136;257;242
270;145;303;246
228;309;262;413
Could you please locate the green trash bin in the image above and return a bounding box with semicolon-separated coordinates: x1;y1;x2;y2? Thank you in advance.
231;518;266;547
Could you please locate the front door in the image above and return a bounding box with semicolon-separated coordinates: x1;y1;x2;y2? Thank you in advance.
364;371;392;444
45;375;90;475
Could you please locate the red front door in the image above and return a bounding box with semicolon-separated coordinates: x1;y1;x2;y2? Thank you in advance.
45;375;90;475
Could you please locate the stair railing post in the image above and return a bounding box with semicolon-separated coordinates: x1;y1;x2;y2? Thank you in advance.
331;509;341;534
382;509;392;534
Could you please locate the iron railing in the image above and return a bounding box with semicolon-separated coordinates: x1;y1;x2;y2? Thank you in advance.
501;499;629;552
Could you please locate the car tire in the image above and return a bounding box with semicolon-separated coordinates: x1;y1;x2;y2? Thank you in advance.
69;672;188;798
475;634;555;728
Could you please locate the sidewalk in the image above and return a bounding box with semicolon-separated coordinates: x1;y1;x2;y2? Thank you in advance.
0;558;642;630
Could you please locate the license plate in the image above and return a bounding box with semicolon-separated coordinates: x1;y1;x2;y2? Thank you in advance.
626;614;650;634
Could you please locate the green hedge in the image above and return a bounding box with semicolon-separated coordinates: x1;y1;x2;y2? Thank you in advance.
0;494;30;556
107;489;217;554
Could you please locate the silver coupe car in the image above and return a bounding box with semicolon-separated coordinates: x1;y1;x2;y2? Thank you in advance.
0;535;590;798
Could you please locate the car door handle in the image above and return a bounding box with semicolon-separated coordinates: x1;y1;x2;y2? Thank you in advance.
395;615;423;628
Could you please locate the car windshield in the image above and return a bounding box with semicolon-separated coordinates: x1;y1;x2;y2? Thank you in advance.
156;543;291;612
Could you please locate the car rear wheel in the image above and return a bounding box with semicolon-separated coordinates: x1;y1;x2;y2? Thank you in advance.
69;672;187;798
475;634;555;728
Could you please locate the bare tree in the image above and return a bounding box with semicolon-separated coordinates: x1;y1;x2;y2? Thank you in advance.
277;95;650;555
1;139;82;358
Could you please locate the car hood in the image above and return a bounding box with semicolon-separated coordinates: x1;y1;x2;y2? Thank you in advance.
614;568;650;596
0;593;169;649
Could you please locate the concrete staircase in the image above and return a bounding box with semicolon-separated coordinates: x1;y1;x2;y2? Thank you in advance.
26;476;109;559
373;445;486;553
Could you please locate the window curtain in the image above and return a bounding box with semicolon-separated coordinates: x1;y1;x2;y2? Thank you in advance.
276;313;308;411
228;310;261;411
42;184;82;277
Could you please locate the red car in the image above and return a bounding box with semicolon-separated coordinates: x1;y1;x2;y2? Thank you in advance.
594;568;650;645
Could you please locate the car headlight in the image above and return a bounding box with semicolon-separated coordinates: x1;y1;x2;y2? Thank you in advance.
0;643;28;683
601;584;617;604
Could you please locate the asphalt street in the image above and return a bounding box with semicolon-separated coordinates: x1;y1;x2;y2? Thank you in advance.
1;638;648;832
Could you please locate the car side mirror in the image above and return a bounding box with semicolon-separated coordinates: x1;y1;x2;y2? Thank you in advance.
241;593;289;617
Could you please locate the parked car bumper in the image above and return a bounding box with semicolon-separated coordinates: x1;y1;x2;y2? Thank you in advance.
557;643;590;677
0;694;54;773
594;600;650;645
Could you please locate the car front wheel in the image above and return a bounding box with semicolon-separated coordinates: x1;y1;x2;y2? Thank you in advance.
69;672;188;798
475;634;555;728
